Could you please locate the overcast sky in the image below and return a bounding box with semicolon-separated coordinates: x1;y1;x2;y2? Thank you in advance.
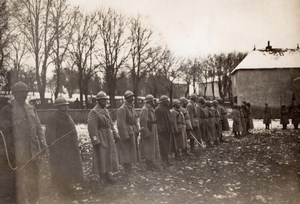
71;0;300;57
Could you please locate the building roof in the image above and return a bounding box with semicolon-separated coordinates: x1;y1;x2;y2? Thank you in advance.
232;49;300;74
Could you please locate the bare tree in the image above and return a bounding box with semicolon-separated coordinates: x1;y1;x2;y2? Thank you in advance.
69;11;99;107
50;0;78;99
14;0;56;103
97;8;130;108
144;46;165;97
197;57;210;98
62;66;78;98
0;0;13;91
128;16;153;105
158;48;179;103
7;35;28;83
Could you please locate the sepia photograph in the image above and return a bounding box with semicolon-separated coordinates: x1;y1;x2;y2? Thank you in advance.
0;0;300;203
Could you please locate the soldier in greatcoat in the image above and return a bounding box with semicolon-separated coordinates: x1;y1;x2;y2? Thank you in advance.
232;104;243;138
170;99;186;160
198;97;210;147
140;94;161;171
206;101;217;144
88;91;120;183
186;94;199;152
246;103;254;130
291;104;300;129
117;91;140;174
217;98;230;133
179;97;192;156
0;82;46;204
263;103;272;129
212;100;222;143
280;105;289;129
155;95;177;166
241;104;248;136
45;96;83;200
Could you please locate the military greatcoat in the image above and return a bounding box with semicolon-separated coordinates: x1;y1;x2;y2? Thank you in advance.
117;102;140;164
140;103;161;162
207;107;217;142
263;107;272;124
45;110;83;187
170;107;187;150
232;109;243;132
155;103;177;160
88;104;119;173
280;106;289;125
0;101;46;203
197;105;210;143
219;105;230;131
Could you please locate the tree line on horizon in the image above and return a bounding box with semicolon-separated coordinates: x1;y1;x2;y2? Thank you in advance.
0;0;246;108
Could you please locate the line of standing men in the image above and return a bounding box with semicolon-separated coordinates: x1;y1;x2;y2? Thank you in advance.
0;81;231;203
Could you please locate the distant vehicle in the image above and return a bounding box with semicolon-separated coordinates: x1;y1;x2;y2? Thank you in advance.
29;98;54;109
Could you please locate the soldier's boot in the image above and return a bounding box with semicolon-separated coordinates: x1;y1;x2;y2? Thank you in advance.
123;163;132;175
146;160;159;171
190;139;196;153
145;160;154;171
105;172;116;184
182;148;192;156
175;151;183;161
151;161;160;171
219;134;224;142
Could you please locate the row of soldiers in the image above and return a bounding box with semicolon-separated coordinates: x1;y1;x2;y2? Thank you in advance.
0;82;234;203
112;92;232;173
232;102;254;137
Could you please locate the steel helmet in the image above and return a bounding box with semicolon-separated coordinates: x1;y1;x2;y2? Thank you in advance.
11;82;28;93
179;97;188;103
124;90;134;99
198;97;206;104
145;94;155;102
190;94;197;100
212;100;219;105
159;95;169;103
96;91;109;100
172;99;181;106
54;96;69;106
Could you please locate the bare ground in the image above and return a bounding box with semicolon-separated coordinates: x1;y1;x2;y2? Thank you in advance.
39;124;300;204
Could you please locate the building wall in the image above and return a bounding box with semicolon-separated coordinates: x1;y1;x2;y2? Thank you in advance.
198;81;220;98
232;68;300;117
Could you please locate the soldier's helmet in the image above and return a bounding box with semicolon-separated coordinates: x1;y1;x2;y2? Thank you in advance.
54;96;69;106
190;94;197;100
217;98;223;102
145;94;155;102
159;95;169;103
96;91;109;100
179;97;188;103
11;82;29;93
172;99;181;106
212;100;219;105
198;97;206;104
124;90;134;99
205;101;212;106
